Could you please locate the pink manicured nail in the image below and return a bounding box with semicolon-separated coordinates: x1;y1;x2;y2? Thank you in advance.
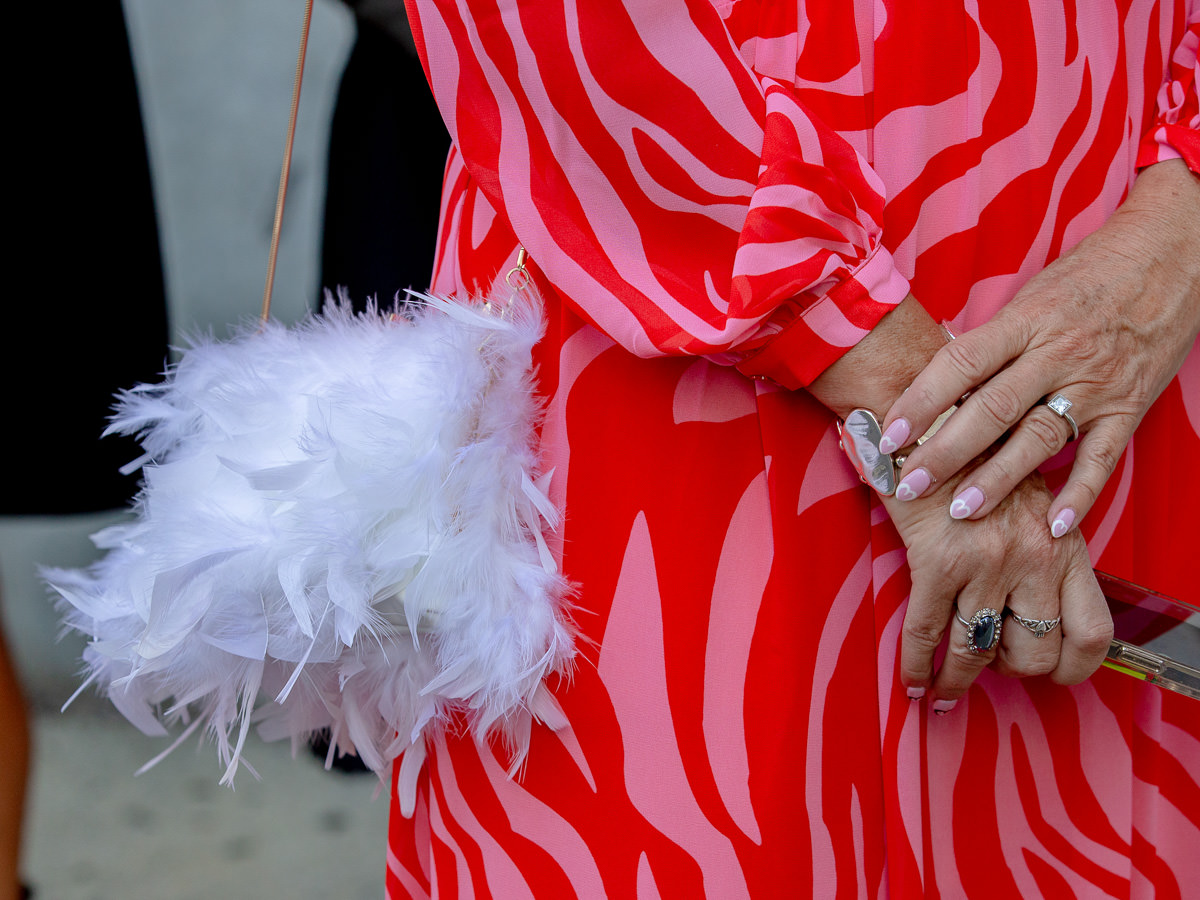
895;467;931;501
949;486;984;519
878;419;911;455
1050;508;1076;538
907;687;926;700
932;698;958;715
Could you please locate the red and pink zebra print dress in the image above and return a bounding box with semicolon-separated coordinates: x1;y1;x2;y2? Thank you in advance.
388;1;1200;896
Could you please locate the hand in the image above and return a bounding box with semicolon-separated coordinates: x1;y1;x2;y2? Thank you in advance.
879;159;1200;537
806;296;1112;704
882;459;1113;705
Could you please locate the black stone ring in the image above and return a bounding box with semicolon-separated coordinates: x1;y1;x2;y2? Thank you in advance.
954;607;1003;653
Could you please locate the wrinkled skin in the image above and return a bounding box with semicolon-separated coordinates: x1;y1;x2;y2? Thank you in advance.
884;160;1200;537
808;160;1199;705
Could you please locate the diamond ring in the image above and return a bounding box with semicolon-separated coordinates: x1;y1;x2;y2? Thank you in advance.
954;607;1003;653
1007;611;1062;638
1041;393;1079;441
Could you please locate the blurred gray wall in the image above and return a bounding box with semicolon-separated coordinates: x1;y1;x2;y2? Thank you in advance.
1;0;355;709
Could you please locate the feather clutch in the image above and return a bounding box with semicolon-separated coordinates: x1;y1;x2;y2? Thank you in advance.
43;283;575;813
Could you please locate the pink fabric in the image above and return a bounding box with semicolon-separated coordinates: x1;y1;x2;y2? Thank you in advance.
387;2;1200;897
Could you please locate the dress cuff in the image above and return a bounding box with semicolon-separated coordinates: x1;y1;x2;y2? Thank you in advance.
733;245;910;390
1136;124;1200;174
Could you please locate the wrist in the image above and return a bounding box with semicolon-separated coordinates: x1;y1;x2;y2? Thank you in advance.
1112;161;1200;274
807;295;948;421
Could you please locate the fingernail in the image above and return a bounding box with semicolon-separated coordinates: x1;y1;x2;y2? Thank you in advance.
878;419;911;455
907;687;926;700
949;486;984;519
895;467;931;501
1050;508;1076;538
932;698;958;715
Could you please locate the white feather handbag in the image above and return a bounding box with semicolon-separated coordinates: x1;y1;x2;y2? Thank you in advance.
45;280;575;810
42;5;574;815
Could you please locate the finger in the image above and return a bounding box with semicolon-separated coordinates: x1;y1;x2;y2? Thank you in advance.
899;572;962;698
930;589;1004;710
993;591;1062;679
943;400;1075;520
879;320;1025;455
1050;559;1113;685
1046;420;1130;539
894;355;1058;502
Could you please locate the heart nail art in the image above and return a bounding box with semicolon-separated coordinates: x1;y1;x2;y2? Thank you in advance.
1051;508;1075;538
878;419;911;455
895;468;931;501
950;486;983;519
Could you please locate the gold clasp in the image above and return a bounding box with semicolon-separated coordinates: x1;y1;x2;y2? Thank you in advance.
484;246;532;320
505;246;531;292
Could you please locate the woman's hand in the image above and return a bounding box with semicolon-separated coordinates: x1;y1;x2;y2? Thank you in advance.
808;295;1112;705
879;159;1200;537
880;458;1112;706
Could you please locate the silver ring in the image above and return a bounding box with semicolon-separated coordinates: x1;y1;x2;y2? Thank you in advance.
1007;611;1062;638
1041;393;1079;441
954;607;1003;653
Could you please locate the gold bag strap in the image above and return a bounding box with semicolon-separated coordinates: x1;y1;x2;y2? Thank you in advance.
261;0;315;323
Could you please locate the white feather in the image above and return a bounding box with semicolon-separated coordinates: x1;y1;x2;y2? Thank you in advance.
44;283;576;812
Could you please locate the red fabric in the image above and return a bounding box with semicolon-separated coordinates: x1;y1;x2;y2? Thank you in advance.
390;1;1200;897
1138;19;1200;171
